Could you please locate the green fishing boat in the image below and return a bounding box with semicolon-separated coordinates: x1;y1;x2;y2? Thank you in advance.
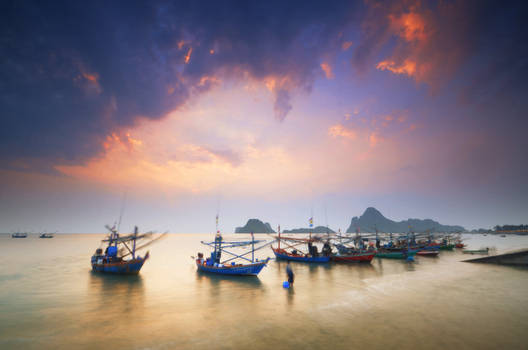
438;244;455;251
375;250;418;259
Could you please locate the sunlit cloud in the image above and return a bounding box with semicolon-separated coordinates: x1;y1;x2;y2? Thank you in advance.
328;124;357;140
341;41;353;50
320;62;334;79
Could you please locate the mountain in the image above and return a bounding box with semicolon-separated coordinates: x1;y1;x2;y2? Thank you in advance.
235;219;275;233
283;226;335;234
346;207;465;233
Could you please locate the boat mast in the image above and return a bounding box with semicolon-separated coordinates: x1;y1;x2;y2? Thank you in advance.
278;225;281;251
132;226;138;259
251;232;254;263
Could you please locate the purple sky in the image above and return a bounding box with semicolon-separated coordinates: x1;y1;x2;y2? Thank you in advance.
1;0;527;233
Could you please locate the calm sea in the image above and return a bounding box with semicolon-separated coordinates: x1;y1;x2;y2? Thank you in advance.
1;233;528;349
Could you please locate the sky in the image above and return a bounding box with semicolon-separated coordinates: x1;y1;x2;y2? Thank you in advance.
1;0;527;233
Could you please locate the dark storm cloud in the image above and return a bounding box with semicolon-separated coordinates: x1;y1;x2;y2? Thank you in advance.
0;0;358;170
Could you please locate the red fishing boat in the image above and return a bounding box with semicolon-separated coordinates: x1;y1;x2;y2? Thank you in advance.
331;251;375;262
416;250;439;257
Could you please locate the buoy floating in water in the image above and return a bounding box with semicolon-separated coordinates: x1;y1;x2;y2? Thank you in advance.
283;281;290;289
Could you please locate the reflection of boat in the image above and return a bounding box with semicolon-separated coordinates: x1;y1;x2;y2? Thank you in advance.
463;248;489;255
39;232;54;238
196;217;271;276
416;250;439;257
91;225;162;275
11;232;27;238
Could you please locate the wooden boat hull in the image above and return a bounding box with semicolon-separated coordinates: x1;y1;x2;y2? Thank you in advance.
376;250;418;259
196;259;269;276
416;250;439;257
439;244;455;251
272;248;330;263
455;243;465;248
91;257;147;275
331;252;375;263
462;249;489;255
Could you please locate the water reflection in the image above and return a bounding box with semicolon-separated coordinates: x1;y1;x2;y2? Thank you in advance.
87;272;145;315
195;270;263;289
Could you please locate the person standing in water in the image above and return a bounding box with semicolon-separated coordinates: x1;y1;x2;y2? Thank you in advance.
286;261;294;286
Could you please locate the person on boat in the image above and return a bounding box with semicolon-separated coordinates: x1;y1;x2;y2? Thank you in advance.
286;261;294;285
322;241;332;256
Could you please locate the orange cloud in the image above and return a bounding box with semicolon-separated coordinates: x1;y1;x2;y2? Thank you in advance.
328;124;357;140
369;132;381;147
184;47;193;64
342;41;353;50
376;59;416;76
320;62;334;79
390;12;427;42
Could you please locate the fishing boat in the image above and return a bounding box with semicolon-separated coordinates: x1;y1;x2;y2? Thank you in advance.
376;249;418;259
330;230;375;263
91;225;162;275
11;232;27;238
271;226;330;263
416;250;439;257
39;232;54;238
331;251;375;262
196;233;270;276
455;243;465;248
462;248;489;255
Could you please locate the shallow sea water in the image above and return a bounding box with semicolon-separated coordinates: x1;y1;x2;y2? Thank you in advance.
1;233;527;349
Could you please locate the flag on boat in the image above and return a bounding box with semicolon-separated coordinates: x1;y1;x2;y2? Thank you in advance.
309;217;313;228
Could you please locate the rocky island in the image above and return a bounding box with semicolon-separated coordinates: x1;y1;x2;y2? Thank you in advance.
235;219;275;233
347;207;465;233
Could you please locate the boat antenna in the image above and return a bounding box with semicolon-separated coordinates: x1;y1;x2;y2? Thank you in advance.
117;191;127;233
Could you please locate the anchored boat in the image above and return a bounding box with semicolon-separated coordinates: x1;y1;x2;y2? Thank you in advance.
196;233;270;276
11;232;28;238
91;225;163;275
271;227;331;263
39;232;54;238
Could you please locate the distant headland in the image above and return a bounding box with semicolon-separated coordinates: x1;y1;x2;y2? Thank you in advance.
235;219;275;233
283;226;335;234
346;207;465;233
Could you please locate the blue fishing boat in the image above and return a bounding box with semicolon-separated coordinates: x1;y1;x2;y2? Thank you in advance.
11;232;28;238
196;214;272;277
91;225;164;275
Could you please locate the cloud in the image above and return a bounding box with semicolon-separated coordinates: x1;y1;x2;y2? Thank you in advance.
353;0;480;89
328;124;357;140
0;0;359;170
320;62;334;79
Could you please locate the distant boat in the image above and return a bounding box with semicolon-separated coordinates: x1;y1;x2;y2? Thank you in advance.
12;232;27;238
500;234;506;237
416;250;439;257
91;225;162;275
39;232;54;238
462;248;489;255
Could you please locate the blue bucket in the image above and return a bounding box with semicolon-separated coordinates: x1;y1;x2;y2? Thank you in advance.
283;281;290;289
